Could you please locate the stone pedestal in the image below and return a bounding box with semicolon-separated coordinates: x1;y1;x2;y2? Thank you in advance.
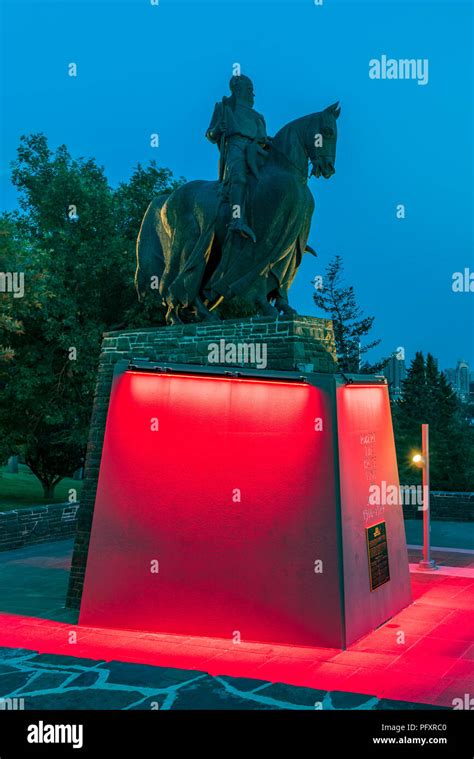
66;315;336;609
73;360;412;649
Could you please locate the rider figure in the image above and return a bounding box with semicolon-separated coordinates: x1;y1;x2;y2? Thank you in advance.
206;74;270;243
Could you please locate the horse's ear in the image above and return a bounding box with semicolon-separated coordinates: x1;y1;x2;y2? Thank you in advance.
326;101;341;119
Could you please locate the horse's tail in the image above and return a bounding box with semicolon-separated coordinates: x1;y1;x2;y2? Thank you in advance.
135;195;168;301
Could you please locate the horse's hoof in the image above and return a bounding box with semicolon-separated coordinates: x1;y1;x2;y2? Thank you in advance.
166;313;183;326
280;305;298;316
194;296;220;322
199;310;219;322
256;302;279;320
274;298;297;316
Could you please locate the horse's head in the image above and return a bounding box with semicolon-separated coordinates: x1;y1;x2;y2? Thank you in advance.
305;102;340;179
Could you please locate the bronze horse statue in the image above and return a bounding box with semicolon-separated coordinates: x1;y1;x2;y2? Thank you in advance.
135;103;340;324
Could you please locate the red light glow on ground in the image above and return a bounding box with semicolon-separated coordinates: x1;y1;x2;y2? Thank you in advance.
0;571;472;708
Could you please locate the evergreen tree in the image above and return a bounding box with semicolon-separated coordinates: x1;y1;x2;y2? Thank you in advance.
393;352;473;490
313;255;386;373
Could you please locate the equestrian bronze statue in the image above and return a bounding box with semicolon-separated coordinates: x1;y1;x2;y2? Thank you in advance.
135;74;340;325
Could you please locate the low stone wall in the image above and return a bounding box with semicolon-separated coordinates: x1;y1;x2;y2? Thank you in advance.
0;502;79;551
402;491;473;522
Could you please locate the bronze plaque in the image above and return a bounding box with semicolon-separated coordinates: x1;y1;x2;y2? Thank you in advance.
366;521;390;591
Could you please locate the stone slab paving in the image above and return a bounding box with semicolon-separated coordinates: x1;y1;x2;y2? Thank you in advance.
0;647;441;710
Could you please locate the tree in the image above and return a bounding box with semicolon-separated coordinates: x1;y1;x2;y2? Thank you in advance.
114;162;183;244
0;134;182;497
115;162;183;328
313;255;386;372
393;352;473;490
0;216;25;362
0;216;27;468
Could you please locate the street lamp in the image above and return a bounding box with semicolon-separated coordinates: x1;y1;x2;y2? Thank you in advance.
413;424;438;571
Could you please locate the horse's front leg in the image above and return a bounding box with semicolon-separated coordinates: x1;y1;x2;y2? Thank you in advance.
274;293;297;316
194;294;219;321
254;281;279;319
255;297;278;318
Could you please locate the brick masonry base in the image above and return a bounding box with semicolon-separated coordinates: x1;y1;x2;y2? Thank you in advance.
65;315;337;609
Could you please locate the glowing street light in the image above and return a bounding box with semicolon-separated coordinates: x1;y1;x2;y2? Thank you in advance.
413;425;438;571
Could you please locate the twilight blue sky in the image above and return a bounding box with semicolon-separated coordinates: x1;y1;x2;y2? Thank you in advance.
1;0;472;369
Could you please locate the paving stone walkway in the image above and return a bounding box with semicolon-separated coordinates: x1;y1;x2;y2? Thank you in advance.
0;647;439;710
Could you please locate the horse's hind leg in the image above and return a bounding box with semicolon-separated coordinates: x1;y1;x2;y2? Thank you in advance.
165;301;183;326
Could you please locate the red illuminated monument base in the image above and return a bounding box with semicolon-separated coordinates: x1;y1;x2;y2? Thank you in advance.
79;367;411;649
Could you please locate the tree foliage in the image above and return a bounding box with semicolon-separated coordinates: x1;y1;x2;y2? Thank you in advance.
0;134;182;497
393;352;473;490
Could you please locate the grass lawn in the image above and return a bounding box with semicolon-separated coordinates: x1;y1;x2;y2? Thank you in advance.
0;464;83;512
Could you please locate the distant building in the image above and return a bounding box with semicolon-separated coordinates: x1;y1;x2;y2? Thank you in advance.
445;359;470;403
445;367;456;387
383;347;407;399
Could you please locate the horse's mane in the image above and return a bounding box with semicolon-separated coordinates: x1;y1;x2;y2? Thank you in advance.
270;112;322;173
272;112;321;152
